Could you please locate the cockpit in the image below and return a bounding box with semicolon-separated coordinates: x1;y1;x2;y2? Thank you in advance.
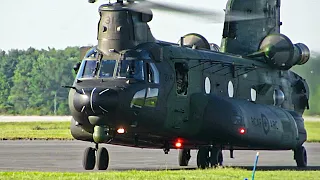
76;47;159;83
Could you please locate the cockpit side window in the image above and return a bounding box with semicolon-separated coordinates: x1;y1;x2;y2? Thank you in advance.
82;60;97;78
146;63;159;84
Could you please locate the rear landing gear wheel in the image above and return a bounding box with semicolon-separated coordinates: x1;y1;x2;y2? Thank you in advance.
178;149;191;166
294;146;307;167
83;147;96;170
197;147;209;169
96;147;109;170
210;148;223;167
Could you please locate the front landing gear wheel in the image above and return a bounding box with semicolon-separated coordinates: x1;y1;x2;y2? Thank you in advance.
96;147;109;170
178;149;191;166
83;147;96;170
294;146;307;167
197;147;209;169
210;148;223;167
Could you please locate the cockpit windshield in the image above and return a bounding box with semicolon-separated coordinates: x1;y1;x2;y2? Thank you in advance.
99;60;116;78
77;59;144;81
76;47;149;81
116;60;144;81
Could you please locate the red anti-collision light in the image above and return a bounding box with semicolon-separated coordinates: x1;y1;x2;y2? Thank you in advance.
175;142;182;148
239;128;246;135
175;138;183;148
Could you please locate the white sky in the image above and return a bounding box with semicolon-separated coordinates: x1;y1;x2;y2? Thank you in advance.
0;0;319;52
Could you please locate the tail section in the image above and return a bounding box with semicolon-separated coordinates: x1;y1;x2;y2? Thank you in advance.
221;0;281;55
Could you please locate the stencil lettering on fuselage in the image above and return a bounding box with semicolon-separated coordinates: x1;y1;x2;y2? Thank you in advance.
261;114;270;135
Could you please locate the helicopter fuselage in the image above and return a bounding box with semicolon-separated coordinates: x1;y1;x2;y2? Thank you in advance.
69;42;308;151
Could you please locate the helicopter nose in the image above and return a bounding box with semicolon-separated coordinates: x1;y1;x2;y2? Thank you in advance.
73;88;118;115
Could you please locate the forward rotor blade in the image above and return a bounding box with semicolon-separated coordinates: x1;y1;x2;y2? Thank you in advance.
128;1;265;23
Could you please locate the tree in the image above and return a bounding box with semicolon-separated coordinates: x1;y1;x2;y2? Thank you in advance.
6;47;79;115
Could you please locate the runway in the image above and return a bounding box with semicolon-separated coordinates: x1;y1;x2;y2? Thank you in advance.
0;116;318;122
0;141;319;172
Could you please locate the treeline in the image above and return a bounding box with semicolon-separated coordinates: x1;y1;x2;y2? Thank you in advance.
0;47;79;115
0;47;319;115
293;52;320;116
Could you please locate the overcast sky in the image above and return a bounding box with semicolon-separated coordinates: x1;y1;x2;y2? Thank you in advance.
0;0;319;52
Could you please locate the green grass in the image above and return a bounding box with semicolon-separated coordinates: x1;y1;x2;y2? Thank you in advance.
0;120;319;142
0;121;72;140
305;121;320;142
0;168;320;180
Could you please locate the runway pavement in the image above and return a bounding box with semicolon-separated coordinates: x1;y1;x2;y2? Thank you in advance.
0;141;319;172
0;116;319;122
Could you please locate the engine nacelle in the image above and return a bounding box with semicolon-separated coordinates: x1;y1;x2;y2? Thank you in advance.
293;43;310;65
258;34;310;70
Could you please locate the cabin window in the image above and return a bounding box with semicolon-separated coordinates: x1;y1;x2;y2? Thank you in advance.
204;77;211;94
145;88;159;107
175;62;188;95
251;88;257;102
146;63;159;84
130;88;159;108
130;89;146;108
228;81;234;98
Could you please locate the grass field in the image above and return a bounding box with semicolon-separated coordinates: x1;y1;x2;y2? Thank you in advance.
0;121;319;142
1;168;320;180
304;121;320;142
0;121;72;140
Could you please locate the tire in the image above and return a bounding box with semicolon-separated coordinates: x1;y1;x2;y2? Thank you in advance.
210;148;223;167
197;147;209;169
96;147;109;170
295;146;307;167
178;149;191;166
83;147;96;170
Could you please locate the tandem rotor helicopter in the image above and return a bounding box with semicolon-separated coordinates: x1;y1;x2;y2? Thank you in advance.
66;0;311;170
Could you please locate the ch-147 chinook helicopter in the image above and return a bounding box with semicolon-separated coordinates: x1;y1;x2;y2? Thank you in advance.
66;0;311;170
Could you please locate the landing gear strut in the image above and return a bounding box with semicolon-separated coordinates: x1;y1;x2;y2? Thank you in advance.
178;149;191;166
197;147;209;169
294;146;307;167
83;144;110;170
210;147;223;167
197;146;223;169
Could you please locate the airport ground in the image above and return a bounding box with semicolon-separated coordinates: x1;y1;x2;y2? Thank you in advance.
0;115;318;122
0;116;319;180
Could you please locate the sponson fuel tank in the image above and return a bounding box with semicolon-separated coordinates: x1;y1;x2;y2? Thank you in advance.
192;93;304;149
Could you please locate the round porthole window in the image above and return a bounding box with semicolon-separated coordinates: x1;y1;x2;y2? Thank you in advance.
204;77;211;94
273;89;285;106
251;88;257;102
228;81;234;98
